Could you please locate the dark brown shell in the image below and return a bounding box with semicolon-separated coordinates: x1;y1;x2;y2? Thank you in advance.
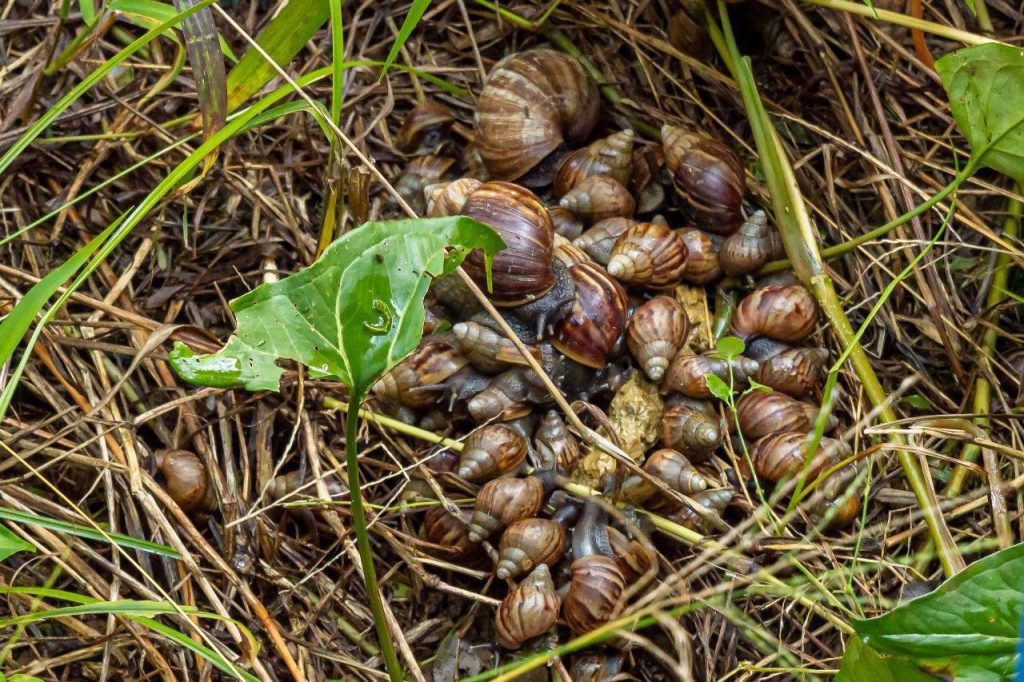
563;555;625;634
668;10;712;59
452;320;526;375
746;431;849;482
466;367;537;423
553;130;635;198
461;182;556;306
662;124;745;235
549;206;586;240
396;100;455;154
551;262;629;369
572;217;637;266
719;210;783;277
495;564;560;649
496;518;568;580
752;344;829;397
677;228;723;284
534;409;582;473
662;353;759;399
459;424;528;481
155;449;218;513
425;178;482;217
627;296;690;382
553;234;594;267
606;222;688;288
422;507;482;561
666;488;733;532
736;390;821;440
468;476;546;542
560;175;636;223
731;284;819;343
660;400;722;461
630;145;667;214
474;49;600;180
371;340;469;408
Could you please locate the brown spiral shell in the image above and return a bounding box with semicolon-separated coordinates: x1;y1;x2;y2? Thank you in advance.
630;145;667;214
748;340;829;398
661;400;722;461
736;390;822;440
559;175;636;223
553;130;635;198
371;339;469;408
553;234;595;267
495;564;560;649
458;424;528;481
622;448;708;511
719;210;784;277
396;100;456;154
474;49;600;181
677;228;723;284
496;517;568;580
466;367;542;423
606;222;689;288
534;409;582;473
395;155;456;215
667;488;733;532
550;262;628;369
452;320;526;375
626;295;690;382
422;506;481;561
572;217;637;266
731;284;819;343
747;431;849;482
549;206;586;240
662;124;745;235
662;353;759;399
154;449;218;513
563;555;626;634
425;177;482;218
460;181;556;306
267;471;345;501
468;476;546;542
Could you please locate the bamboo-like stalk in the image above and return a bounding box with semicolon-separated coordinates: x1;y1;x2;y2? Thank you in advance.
801;0;1000;45
709;1;964;577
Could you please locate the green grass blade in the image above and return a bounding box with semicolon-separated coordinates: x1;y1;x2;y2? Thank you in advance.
0;524;35;562
129;616;260;682
172;0;226;137
329;0;344;123
0;508;180;558
380;0;432;75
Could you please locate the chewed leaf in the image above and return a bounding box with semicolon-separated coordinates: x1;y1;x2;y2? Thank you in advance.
936;44;1024;181
169;216;504;394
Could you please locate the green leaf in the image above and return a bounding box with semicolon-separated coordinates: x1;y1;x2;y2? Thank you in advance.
836;637;939;682
936;44;1024;181
0;523;34;562
704;373;733;402
380;0;431;76
79;0;97;26
0;507;178;559
172;0;226;139
855;542;1024;680
225;0;329;111
169;217;504;395
715;335;745;359
746;378;772;393
109;0;238;60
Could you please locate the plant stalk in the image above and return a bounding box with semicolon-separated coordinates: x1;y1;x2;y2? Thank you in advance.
800;0;1000;45
343;397;402;681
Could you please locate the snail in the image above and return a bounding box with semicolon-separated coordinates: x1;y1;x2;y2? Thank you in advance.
550;262;628;369
661;399;722;460
267;471;345;501
570;652;626;682
425;177;482;217
666;488;733;532
626;295;690;382
746;338;829;398
496;516;569;581
572;217;637;266
452;320;530;375
745;431;850;483
629;145;666;214
553;129;635;198
395;155;455;215
667;9;712;59
661;352;759;399
549;206;586;240
396;100;456;155
430;272;483;319
661;124;745;235
371;338;469;408
677;228;723;284
812;466;863;527
731;284;819;343
606;222;689;288
467;366;546;423
719;210;783;277
562;501;626;635
534;409;581;473
468;474;552;542
621;448;709;511
559;176;636;223
422;506;481;561
736;390;830;441
458;423;528;481
154;449;218;513
495;564;561;649
474;48;599;182
553;234;596;267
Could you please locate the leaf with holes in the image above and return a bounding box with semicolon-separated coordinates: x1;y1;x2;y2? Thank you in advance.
936;44;1024;181
168;216;504;396
854;542;1024;680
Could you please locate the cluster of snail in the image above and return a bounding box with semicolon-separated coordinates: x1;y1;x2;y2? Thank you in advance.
367;47;865;663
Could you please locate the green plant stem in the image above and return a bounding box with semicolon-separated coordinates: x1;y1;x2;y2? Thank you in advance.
973;0;994;33
711;1;964;577
800;0;1000;45
343;397;402;682
946;193;1021;495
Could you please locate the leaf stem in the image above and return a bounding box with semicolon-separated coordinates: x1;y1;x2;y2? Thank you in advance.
800;0;1000;45
343;396;402;681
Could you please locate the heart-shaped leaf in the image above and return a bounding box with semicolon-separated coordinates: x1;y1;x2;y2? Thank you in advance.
168;216;504;396
854;542;1024;680
936;44;1024;181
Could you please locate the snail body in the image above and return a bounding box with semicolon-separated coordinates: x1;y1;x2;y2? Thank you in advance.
662;353;759;399
626;295;690;382
661;124;745;235
459;424;528;481
468;476;547;542
661;399;722;460
606;222;689;288
154;449;218;513
474;49;599;181
553;130;635;198
496;517;568;580
731;284;818;343
495;564;560;649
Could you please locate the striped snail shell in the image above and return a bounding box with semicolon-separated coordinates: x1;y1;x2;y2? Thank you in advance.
553;129;635;198
606;222;689;288
563;555;625;635
495;564;560;649
746;431;850;482
396;100;455;154
661;399;722;461
719;210;784;277
458;424;528;482
553;234;595;267
661;352;759;399
425;177;482;217
630;145;667;214
534;409;582;473
736;390;826;441
626;295;690;382
549;206;586;240
559;175;636;223
422;506;481;561
746;338;828;398
572;217;637;266
496;517;568;581
371;338;469;408
677;228;723;284
661;124;745;235
550;262;629;369
452;320;528;375
731;284;819;343
667;488;733;532
468;475;546;542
